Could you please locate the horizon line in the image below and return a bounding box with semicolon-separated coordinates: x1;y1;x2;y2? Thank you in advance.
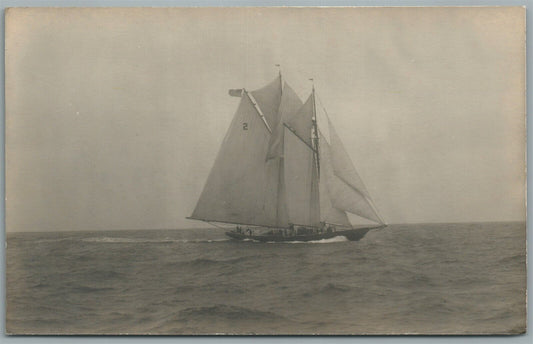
5;220;527;234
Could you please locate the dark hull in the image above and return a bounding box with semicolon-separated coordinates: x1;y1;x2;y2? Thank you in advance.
225;226;383;242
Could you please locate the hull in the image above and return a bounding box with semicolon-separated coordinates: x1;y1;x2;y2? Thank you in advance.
225;226;383;242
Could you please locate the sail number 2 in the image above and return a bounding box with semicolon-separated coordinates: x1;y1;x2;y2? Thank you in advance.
242;123;248;130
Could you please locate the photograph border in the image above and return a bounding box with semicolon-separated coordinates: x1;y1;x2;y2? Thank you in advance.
1;0;530;343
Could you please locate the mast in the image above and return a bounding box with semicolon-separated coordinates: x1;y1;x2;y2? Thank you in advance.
276;64;283;91
310;80;320;178
310;80;321;226
275;64;284;226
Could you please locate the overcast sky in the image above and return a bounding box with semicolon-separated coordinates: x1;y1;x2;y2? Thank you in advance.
6;7;525;232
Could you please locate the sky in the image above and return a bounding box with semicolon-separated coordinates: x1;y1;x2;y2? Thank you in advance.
5;7;526;232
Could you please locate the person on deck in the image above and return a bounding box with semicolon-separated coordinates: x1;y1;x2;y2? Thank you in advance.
289;224;294;236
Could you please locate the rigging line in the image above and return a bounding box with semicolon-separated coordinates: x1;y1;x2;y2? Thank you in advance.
367;198;386;225
289;222;321;229
282;123;316;152
206;221;231;230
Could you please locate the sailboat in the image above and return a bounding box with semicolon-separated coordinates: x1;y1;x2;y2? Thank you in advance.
187;71;386;242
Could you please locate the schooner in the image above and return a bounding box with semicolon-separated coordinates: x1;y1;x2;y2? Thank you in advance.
188;71;386;242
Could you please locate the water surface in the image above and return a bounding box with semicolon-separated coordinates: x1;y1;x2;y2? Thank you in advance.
6;222;526;334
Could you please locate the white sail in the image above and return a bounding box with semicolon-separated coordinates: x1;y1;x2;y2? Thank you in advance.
191;75;384;229
328;119;384;224
266;82;303;160
318;133;352;227
274;157;289;227
284;128;320;227
251;76;282;132
190;80;282;227
266;82;303;226
328;119;370;198
285;93;314;146
319;130;382;224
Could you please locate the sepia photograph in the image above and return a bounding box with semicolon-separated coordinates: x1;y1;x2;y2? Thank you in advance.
5;6;526;335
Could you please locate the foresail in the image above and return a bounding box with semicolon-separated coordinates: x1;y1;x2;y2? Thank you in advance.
284;128;320;227
319;171;352;227
319;132;382;224
318;134;352;227
328;119;371;198
328;178;382;223
191;94;279;227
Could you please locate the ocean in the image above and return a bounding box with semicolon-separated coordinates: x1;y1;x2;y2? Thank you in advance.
5;222;526;335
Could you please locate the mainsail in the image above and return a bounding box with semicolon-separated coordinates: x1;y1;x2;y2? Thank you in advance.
190;74;384;228
190;77;283;227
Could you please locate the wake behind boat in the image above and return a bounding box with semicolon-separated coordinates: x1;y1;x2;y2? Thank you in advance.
187;69;386;242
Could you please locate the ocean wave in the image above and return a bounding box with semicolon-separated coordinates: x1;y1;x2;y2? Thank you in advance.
82;269;123;280
69;285;114;293
177;304;288;322
267;235;349;244
34;237;78;244
300;283;361;298
168;255;259;269
80;237;229;244
150;304;291;334
32;282;49;289
498;253;526;265
185;258;221;267
175;283;248;295
412;296;457;314
309;236;349;243
321;283;351;292
81;237;153;243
